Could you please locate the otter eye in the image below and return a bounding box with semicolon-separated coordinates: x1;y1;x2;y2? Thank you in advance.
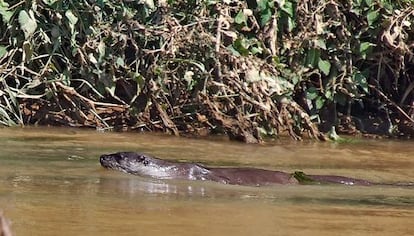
143;160;149;166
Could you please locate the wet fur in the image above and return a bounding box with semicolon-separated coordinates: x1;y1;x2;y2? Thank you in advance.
100;152;412;187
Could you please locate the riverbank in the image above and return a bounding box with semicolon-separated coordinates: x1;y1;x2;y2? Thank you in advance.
1;1;413;142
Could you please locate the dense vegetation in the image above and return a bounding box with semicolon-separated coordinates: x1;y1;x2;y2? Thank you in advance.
1;0;413;142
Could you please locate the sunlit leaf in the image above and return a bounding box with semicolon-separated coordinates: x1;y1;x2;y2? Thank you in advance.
315;39;326;50
360;42;375;53
325;90;333;100
227;45;241;56
0;0;13;23
143;0;155;9
98;41;106;62
65;10;78;32
318;59;331;76
116;57;124;67
234;11;247;25
359;41;375;59
88;53;98;64
0;45;7;58
184;71;195;90
18;10;38;39
251;46;263;55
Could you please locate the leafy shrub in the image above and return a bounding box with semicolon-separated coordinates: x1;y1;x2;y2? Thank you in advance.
0;0;413;140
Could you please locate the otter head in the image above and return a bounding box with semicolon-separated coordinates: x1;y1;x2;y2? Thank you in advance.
100;152;177;179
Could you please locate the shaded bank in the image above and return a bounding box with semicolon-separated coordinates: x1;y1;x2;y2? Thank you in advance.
1;1;413;142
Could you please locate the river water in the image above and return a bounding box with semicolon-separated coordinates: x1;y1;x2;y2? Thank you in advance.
0;127;413;236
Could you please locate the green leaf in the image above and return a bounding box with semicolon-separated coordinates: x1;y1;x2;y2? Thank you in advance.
325;90;333;101
367;9;379;26
0;0;13;23
0;45;7;58
318;59;331;76
286;16;296;32
315;96;325;109
280;1;294;17
353;72;369;93
234;11;247;25
116;57;124;67
98;41;106;62
315;39;326;50
306;87;318;100
258;0;271;11
251;46;263;55
65;10;78;32
305;48;319;67
359;42;373;52
359;42;375;59
233;38;250;56
260;8;272;26
18;10;38;39
227;45;241;56
363;0;373;7
258;0;274;26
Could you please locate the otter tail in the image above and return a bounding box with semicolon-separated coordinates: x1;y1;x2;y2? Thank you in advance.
293;171;372;186
293;171;413;188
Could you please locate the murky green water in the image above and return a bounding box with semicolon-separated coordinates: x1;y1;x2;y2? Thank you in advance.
0;127;413;236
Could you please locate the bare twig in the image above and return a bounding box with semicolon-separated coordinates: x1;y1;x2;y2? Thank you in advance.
369;85;414;123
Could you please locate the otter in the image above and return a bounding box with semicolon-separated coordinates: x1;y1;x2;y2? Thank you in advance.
100;152;297;185
100;152;411;187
